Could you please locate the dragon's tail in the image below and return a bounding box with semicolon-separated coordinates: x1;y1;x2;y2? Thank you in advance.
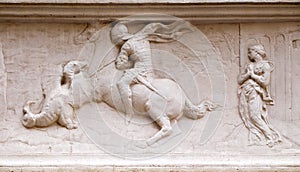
22;101;58;128
22;101;38;128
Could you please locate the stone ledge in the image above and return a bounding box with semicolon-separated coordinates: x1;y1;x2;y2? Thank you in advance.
1;154;300;171
0;3;299;23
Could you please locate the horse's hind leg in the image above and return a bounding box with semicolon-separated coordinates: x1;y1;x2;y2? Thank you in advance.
146;115;172;146
146;104;172;146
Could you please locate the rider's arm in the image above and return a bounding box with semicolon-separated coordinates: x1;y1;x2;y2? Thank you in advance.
117;42;132;61
115;43;134;70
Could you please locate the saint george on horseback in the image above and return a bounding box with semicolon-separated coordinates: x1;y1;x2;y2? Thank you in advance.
111;20;193;123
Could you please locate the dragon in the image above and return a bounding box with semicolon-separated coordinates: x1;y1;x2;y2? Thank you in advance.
22;61;87;129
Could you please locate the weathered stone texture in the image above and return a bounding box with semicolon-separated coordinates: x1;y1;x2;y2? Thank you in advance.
0;23;102;154
0;20;299;170
0;43;6;120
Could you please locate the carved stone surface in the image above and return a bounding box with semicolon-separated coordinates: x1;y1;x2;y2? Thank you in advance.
0;8;299;171
0;23;95;155
0;43;7;120
1;3;300;23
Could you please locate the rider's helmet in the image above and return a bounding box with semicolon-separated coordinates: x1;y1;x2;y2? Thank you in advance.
110;22;133;46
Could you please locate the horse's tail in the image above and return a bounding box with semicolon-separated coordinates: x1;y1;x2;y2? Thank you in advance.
183;97;217;120
22;101;58;128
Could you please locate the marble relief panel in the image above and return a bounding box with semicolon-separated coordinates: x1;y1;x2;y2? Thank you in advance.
0;20;299;160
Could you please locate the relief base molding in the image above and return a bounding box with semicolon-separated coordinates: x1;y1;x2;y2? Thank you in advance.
0;3;299;23
1;154;300;171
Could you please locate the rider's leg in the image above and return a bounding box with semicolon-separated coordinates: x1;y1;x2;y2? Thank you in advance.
117;74;135;117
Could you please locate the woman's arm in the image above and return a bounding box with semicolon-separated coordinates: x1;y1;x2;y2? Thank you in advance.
249;62;271;87
238;65;251;85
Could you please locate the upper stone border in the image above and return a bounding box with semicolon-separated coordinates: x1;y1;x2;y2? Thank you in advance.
0;3;299;24
0;0;299;3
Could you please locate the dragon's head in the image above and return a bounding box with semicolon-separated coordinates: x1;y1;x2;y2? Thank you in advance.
63;61;88;76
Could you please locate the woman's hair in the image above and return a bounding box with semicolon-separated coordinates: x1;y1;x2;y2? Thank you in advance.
249;44;266;58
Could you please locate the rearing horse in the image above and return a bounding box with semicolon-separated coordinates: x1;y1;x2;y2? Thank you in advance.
73;60;217;146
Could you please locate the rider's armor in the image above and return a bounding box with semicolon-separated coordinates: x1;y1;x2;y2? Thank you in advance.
117;35;154;116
